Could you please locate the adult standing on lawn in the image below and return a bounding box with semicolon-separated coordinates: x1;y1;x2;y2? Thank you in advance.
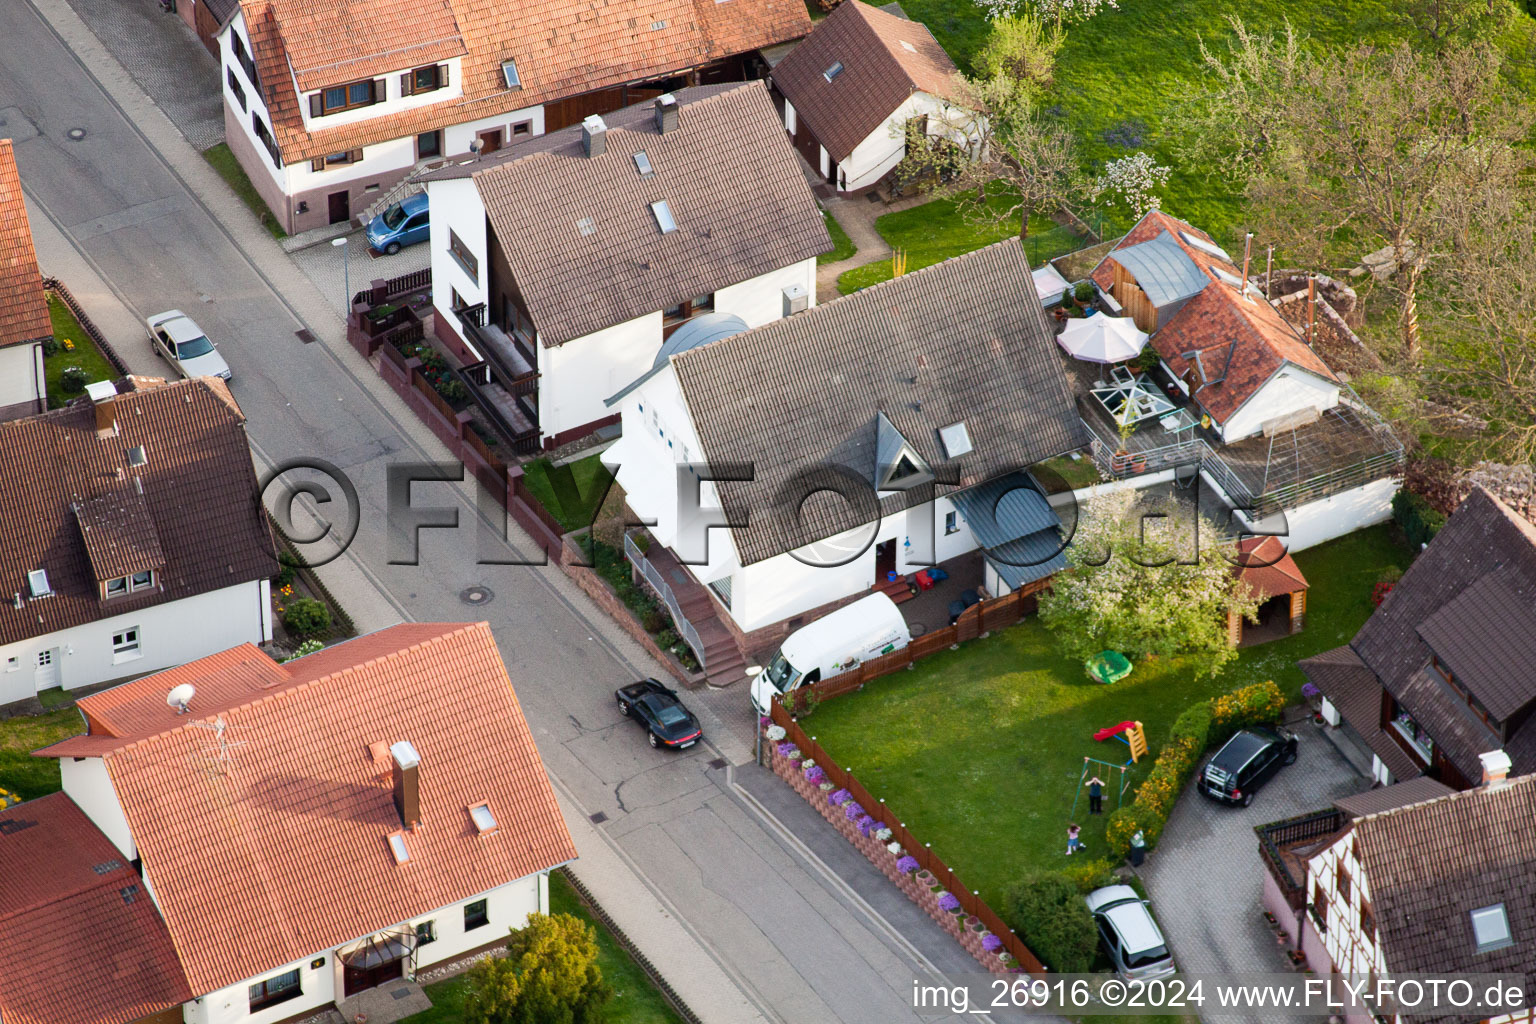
1087;775;1105;814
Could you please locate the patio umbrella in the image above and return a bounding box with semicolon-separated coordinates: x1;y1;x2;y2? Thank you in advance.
1055;315;1149;364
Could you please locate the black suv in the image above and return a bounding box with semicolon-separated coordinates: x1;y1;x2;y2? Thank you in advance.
1197;726;1298;806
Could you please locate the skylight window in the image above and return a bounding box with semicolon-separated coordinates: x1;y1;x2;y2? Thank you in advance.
633;150;653;176
469;802;497;834
387;831;410;864
938;421;973;458
126;445;148;467
500;58;521;90
576;216;596;237
27;569;51;598
651;19;668;30
824;61;844;82
651;200;677;234
899;40;917;52
1180;230;1232;263
1471;904;1512;951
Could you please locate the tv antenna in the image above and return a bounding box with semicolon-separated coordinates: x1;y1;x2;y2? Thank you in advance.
190;715;246;774
166;683;195;715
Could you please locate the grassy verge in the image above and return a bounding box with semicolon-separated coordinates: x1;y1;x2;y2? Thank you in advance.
43;295;116;408
401;872;682;1023
839;199;1085;293
202;143;287;240
819;209;857;264
522;454;617;533
0;707;84;801
804;524;1411;909
1035;453;1102;492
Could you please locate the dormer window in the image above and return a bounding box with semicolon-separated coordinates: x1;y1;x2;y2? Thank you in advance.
106;577;127;598
311;78;379;117
103;570;154;599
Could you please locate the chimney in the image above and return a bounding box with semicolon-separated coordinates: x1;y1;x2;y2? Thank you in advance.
390;740;421;828
1306;274;1317;347
581;115;607;158
782;282;808;316
1480;749;1512;790
86;380;118;436
1240;232;1254;300
654;93;679;134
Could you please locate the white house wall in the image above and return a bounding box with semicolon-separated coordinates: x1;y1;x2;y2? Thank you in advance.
60;757;137;861
426;176;488;320
1221;367;1341;443
715;257;817;327
180;873;544;1024
295;58;467;135
1224;475;1398;554
0;343;43;412
838;92;971;193
0;580;270;704
220;13;289;195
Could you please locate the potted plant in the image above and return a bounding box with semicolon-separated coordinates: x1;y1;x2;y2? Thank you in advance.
1111;417;1136;473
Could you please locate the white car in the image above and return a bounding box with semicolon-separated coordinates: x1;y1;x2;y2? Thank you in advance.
1085;885;1175;981
146;310;232;381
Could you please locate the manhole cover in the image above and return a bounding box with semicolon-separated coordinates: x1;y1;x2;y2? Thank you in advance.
909;622;927;637
459;585;493;606
589;811;608;824
708;757;727;770
66;127;86;141
294;328;316;344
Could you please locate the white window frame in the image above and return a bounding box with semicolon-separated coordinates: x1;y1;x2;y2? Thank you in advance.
105;576;128;598
130;569;155;592
112;627;141;663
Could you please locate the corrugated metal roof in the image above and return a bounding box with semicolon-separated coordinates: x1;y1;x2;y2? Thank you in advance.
986;530;1068;590
948;472;1059;549
1106;230;1208;308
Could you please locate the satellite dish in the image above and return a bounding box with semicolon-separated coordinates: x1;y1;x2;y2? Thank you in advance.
469;137;485;156
166;683;195;714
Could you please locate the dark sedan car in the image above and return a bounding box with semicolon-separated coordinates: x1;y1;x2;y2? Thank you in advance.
615;679;702;750
1197;726;1298;806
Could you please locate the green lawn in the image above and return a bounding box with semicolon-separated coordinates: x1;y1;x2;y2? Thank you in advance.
401;871;682;1024
202;142;287;240
1035;453;1102;492
521;454;617;533
804;524;1412;910
819;208;857;265
0;707;84;801
43;294;116;408
839;200;1086;293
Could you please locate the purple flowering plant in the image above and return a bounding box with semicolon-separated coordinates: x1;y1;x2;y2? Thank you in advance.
896;855;919;874
843;801;865;822
776;741;799;758
937;892;961;912
982;934;1003;953
828;788;852;806
804;765;826;785
855;814;876;836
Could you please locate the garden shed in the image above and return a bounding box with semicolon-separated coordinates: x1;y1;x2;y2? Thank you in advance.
1228;536;1308;646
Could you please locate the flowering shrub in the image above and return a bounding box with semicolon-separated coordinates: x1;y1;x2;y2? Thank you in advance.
775;741;799;758
998;952;1016;967
937;892;961;913
856;814;877;836
887;842;903;855
829;788;852;806
982;934;1004;953
765;725;786;742
897;856;919;874
1210;680;1286;739
1301;682;1320;700
874;827;893;842
818;781;836;792
843;801;866;822
804;765;826;785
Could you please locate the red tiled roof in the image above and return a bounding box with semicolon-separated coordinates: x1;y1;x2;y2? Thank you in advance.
1091;211;1338;426
38;623;577;996
238;0;811;163
0;793;191;1024
271;0;467;91
1232;535;1308;599
771;0;959;163
0;139;51;350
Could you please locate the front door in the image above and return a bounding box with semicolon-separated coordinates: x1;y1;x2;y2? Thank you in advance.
327;189;350;225
35;648;59;690
343;955;404;997
875;539;897;582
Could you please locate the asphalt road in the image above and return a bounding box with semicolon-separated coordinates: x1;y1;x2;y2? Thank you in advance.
0;2;982;1022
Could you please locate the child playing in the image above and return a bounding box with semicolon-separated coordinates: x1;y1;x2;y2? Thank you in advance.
1066;823;1085;855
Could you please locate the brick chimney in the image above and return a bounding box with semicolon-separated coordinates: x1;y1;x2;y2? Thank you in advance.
1480;749;1512;790
654;93;679;134
391;740;421;828
85;380;118;437
581;115;607;158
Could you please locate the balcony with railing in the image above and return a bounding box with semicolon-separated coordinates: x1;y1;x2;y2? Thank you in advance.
455;303;540;456
1255;808;1346;912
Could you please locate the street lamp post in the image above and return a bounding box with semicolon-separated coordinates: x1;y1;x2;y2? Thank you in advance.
331;235;350;318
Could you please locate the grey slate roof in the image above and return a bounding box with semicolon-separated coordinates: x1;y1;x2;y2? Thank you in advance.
1106;231;1208;307
454;82;830;348
1349;774;1536;1021
1333;776;1453;819
666;238;1088;565
1298;645;1420;781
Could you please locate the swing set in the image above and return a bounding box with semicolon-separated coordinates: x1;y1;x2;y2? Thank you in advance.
1069;757;1133;818
1067;721;1148;818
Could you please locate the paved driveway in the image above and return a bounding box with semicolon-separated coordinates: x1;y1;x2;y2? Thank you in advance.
1140;720;1369;1020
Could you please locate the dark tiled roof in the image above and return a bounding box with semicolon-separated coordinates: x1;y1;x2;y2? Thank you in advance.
1090;210;1337;427
0;377;279;646
1298;645;1420;781
1333;775;1453;818
0;139;51;350
1351;774;1536;1016
668;238;1088;565
468;82;829;348
0;793;191;1024
1352;487;1536;780
1416;574;1536;720
239;0;810;164
75;487;168;582
770;0;959;163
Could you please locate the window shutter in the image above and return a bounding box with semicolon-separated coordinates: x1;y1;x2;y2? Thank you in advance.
400;72;413;96
349;148;363;163
311;156;325;171
374;79;386;102
309;93;322;117
438;63;449;87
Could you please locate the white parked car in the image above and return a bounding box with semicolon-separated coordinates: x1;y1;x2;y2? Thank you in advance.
146;310;231;381
1085;885;1175;981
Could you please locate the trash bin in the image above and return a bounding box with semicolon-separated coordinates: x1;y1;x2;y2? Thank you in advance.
948;600;966;625
1129;845;1145;867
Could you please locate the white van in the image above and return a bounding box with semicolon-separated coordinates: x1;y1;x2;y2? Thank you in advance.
750;593;911;714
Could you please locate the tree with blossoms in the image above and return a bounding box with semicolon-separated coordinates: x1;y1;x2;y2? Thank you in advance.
1091;152;1172;219
975;0;1120;27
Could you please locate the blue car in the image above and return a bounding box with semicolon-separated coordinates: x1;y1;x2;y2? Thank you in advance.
365;192;429;254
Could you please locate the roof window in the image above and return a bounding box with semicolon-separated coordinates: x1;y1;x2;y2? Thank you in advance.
500;59;521;90
1180;230;1232;263
938;421;973;458
387;831;410;864
824;61;845;82
651;200;677;234
27;569;51;598
469;802;497;834
899;40;917;52
633;150;653;176
1471;904;1513;952
576;216;597;237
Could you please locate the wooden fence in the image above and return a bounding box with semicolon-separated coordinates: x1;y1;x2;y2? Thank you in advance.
804;581;1048;701
353;267;430;309
770;699;1047;974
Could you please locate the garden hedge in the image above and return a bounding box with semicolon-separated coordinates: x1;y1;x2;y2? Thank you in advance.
1392;490;1446;550
1003;871;1099;974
